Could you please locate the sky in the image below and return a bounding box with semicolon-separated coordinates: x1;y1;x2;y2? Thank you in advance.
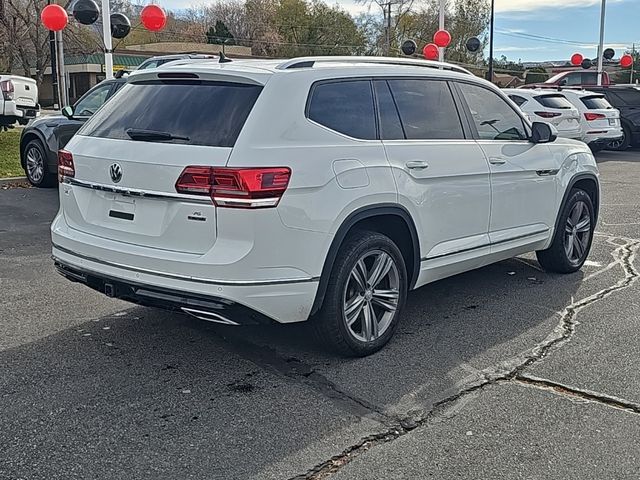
159;0;640;62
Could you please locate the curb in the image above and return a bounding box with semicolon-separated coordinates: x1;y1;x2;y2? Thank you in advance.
0;176;28;185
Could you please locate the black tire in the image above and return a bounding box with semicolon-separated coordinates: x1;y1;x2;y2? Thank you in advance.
313;230;408;357
536;189;595;274
23;139;56;188
589;144;604;154
607;124;631;151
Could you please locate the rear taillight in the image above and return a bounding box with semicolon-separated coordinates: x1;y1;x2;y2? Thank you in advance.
58;150;75;182
175;166;291;208
0;80;14;101
534;111;561;119
584;112;606;121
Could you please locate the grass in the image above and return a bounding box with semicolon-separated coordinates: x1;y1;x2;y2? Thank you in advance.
0;129;23;178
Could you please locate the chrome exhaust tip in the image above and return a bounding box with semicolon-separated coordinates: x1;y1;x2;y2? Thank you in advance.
181;307;240;326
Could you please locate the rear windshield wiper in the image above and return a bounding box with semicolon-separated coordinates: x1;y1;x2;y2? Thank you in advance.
126;128;190;142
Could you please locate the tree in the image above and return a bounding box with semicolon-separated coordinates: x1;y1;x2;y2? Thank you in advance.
206;20;235;44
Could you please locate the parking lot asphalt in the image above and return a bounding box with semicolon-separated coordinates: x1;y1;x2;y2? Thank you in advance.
1;149;640;480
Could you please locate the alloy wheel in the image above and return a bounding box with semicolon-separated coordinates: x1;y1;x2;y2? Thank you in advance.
26;146;44;184
343;250;400;343
564;201;591;264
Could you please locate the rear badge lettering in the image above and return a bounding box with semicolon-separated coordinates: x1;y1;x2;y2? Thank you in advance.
188;212;206;222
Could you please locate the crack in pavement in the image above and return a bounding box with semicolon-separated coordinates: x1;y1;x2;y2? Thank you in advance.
513;374;640;415
288;236;640;479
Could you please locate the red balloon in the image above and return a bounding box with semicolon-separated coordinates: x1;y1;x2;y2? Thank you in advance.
433;30;452;48
570;53;583;66
41;4;68;31
141;4;167;32
620;54;634;68
423;43;439;60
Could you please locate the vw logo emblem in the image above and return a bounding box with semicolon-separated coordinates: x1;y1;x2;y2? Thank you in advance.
109;163;123;183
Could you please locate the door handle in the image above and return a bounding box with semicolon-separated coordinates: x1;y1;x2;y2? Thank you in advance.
405;160;429;170
488;157;506;165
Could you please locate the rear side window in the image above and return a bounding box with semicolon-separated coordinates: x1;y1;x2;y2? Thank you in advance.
508;95;528;107
307;80;376;140
581;95;612;110
80;80;263;147
535;94;574;109
373;80;404;140
387;79;464;140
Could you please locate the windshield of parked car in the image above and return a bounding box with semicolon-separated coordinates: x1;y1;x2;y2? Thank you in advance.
79;80;263;147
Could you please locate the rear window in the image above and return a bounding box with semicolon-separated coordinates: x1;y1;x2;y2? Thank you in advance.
307;80;376;140
80;80;263;147
535;94;574;109
580;95;612;110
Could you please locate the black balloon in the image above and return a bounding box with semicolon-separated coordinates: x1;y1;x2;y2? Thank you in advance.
401;39;417;56
111;13;131;39
73;0;99;25
466;37;481;53
604;48;615;60
581;58;593;69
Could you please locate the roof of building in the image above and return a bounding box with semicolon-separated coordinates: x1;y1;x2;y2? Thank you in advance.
63;53;150;67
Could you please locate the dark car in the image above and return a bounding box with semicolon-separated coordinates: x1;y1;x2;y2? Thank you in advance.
585;86;640;151
20;77;127;187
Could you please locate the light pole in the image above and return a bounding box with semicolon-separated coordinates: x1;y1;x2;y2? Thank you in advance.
101;0;113;79
488;0;495;83
438;0;445;63
596;0;606;86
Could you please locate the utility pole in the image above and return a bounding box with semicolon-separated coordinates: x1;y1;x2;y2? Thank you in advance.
55;29;68;105
438;0;444;65
488;0;495;83
101;0;113;79
596;0;606;86
385;2;392;56
631;43;636;84
46;0;60;109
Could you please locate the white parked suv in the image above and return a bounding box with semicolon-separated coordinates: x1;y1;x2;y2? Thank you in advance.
557;89;622;152
52;57;600;356
505;88;582;140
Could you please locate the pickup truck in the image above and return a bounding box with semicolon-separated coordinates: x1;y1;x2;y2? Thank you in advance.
524;70;612;89
0;74;39;129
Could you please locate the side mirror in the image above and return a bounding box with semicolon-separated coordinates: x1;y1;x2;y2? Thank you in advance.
61;106;74;119
531;122;558;144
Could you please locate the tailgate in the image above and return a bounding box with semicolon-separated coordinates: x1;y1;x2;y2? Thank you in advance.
10;76;38;107
60;76;264;255
62;137;230;255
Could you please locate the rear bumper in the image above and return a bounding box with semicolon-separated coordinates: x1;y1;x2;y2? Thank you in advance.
54;260;277;325
2;101;39;120
52;244;319;324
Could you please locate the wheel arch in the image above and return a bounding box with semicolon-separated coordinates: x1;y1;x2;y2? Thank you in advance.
19;129;50;169
555;173;600;234
310;204;421;316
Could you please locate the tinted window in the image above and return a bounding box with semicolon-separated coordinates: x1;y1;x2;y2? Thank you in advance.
387;79;464;140
73;83;113;116
581;95;612;109
137;60;159;70
81;80;262;147
563;73;582;86
508;95;528;107
611;89;640;106
581;72;598;85
535;94;574;109
308;80;376;139
458;82;527;141
373;80;404;140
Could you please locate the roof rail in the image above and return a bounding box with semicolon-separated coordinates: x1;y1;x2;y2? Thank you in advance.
276;56;473;75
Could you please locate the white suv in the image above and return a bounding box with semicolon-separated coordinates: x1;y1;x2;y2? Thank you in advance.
505;88;582;140
52;57;600;356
